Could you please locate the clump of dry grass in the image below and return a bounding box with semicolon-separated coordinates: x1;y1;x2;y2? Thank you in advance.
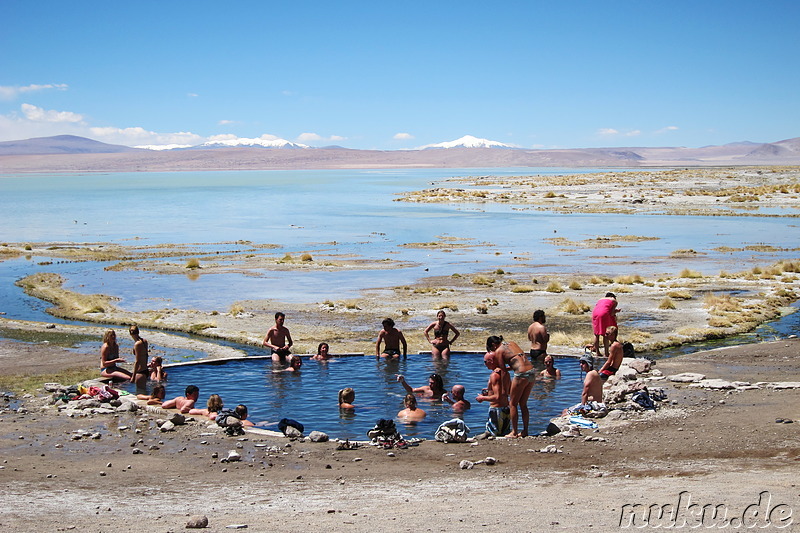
185;258;201;269
659;297;676;310
589;275;612;284
229;303;245;316
680;268;703;278
189;323;215;333
511;285;536;293
568;280;582;290
546;281;564;293
613;274;644;285
476;304;488;314
300;253;313;262
704;293;742;312
708;317;733;328
557;298;590;315
666;291;692;300
549;331;585;347
435;302;459;311
472;275;495;286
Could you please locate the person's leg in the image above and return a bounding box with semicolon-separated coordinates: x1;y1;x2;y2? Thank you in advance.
508;378;523;437
519;381;534;437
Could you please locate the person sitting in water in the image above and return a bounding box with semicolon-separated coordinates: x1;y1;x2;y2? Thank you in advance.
136;384;166;405
217;404;255;428
312;342;333;361
376;318;407;358
397;393;426;421
162;385;199;413
487;335;536;438
476;352;511;437
442;384;471;412
100;329;133;382
189;393;224;420
262;312;293;362
539;354;562;379
148;355;168;381
273;355;303;373
598;326;623;381
564;356;605;416
338;387;356;409
396;373;446;400
423;310;460;358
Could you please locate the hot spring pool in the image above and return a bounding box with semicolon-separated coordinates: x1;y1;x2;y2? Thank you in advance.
140;353;586;440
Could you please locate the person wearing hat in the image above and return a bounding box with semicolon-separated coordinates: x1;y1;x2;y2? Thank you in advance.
579;355;603;405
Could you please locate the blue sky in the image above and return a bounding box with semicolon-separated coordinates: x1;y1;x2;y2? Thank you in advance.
1;1;798;150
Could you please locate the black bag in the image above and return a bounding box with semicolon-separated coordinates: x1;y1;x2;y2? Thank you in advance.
622;342;635;358
278;418;304;435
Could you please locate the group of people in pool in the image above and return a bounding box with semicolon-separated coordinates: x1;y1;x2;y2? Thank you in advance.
100;325;166;387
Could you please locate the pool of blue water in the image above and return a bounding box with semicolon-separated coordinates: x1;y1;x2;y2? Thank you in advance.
141;354;585;440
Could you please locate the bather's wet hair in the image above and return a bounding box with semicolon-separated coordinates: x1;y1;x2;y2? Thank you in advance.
207;394;223;413
533;309;545;323
185;385;199;397
486;335;504;351
234;404;248;419
317;342;329;354
151;384;166;400
382;318;395;329
102;329;116;344
429;373;444;391
403;394;417;408
338;387;355;404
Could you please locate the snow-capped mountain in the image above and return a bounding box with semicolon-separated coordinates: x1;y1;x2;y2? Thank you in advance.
198;136;309;149
418;135;518;149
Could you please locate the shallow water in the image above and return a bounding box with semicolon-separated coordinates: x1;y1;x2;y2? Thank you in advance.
134;354;585;440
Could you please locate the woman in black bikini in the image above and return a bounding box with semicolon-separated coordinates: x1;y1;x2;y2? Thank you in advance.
486;335;536;438
423;310;460;358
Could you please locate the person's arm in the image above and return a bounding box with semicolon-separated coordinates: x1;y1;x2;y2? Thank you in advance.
375;331;385;356
179;399;195;414
423;322;434;343
555;368;562;379
581;376;592;404
476;373;500;403
285;329;293;350
396;375;414;395
449;323;460;344
399;332;407;357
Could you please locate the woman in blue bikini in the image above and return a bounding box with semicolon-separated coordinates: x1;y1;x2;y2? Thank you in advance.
486;335;536;438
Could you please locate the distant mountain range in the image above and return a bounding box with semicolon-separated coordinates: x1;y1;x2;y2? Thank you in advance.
1;134;799;172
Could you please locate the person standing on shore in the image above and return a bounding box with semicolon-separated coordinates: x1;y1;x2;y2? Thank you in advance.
423;310;460;357
376;318;407;358
100;329;133;382
527;309;549;363
591;292;619;358
129;325;149;390
263;312;293;362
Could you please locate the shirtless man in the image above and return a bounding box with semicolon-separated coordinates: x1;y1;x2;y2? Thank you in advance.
442;384;471;412
486;335;536;438
376;318;407;358
129;325;149;389
526;309;549;363
162;385;199;413
580;356;603;404
476;352;511;437
263;312;293;362
598;326;623;381
539;354;562;379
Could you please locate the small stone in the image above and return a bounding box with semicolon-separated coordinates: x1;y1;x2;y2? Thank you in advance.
309;431;329;442
160;421;175;432
386;452;395;457
186;515;209;528
459;460;474;469
132;448;143;455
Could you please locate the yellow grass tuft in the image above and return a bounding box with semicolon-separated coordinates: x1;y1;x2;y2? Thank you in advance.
546;281;564;293
568;280;582;290
185;258;201;269
680;268;703;278
666;291;692;300
472;275;495;286
558;298;590;315
511;285;536;293
659;297;676;310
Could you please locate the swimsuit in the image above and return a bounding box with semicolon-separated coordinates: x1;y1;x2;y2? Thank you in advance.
513;367;538;383
271;348;291;357
486;406;511;437
599;365;619;380
382;349;401;356
529;349;546;360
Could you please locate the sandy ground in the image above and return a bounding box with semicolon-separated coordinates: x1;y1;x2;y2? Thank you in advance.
0;337;798;532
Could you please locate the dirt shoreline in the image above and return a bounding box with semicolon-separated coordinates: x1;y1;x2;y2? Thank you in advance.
1;337;798;532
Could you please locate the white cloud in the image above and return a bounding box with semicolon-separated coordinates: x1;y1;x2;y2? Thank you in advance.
259;134;279;141
207;133;239;142
330;135;346;142
393;132;414;140
625;130;641;137
597;128;640;137
89;126;203;146
655;125;679;134
297;132;322;142
21;103;83;123
187;93;199;98
597;128;619;136
218;119;236;126
0;83;68;101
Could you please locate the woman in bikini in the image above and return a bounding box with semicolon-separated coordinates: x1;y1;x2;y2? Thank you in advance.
423;310;460;358
100;330;133;382
486;335;536;438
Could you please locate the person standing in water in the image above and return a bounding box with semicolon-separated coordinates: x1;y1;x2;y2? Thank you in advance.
129;325;149;390
527;309;549;363
376;318;407;358
263;312;293;362
487;335;536;438
423;310;460;357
